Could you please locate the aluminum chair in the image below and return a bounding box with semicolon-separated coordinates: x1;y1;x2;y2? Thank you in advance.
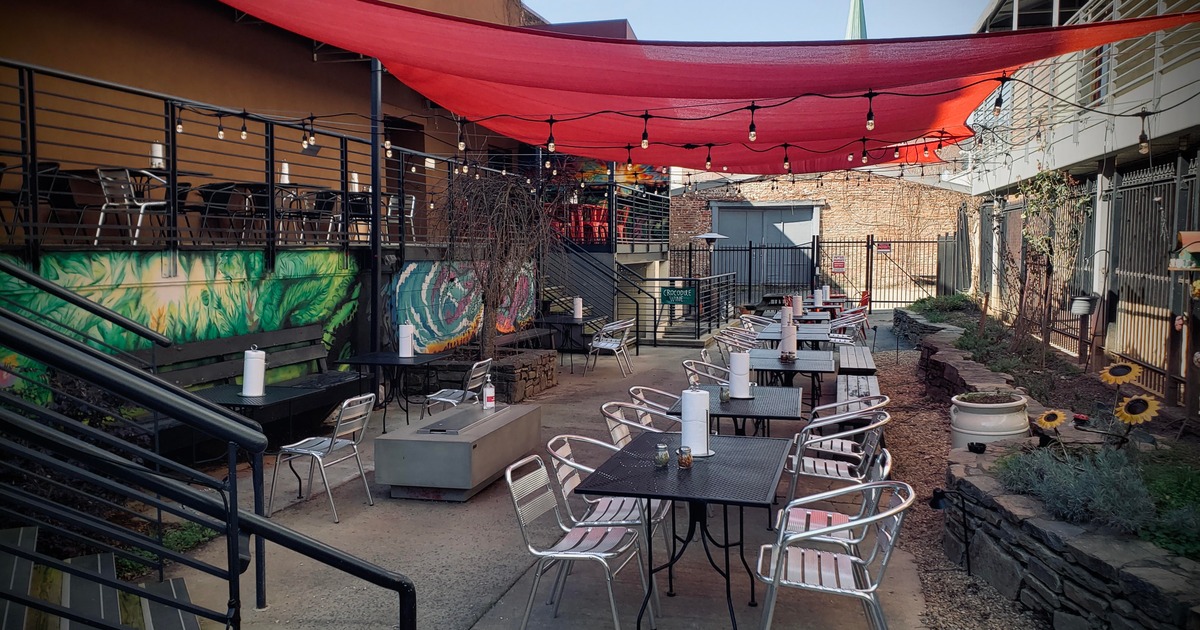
267;393;376;523
628;385;680;414
757;481;916;630
682;359;730;387
699;347;719;366
96;168;166;246
422;357;492;418
546;434;670;614
741;313;776;329
783;411;892;505
600;401;669;447
586;319;636;377
806;395;891;457
505;454;652;630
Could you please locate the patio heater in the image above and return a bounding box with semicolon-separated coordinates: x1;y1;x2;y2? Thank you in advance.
689;232;727;326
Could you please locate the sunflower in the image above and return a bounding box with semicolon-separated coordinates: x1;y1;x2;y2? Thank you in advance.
1099;362;1142;385
1115;395;1160;425
1034;409;1067;430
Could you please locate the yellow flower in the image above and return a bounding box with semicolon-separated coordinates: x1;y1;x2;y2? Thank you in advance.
1034;409;1067;430
1115;396;1160;425
1100;362;1142;386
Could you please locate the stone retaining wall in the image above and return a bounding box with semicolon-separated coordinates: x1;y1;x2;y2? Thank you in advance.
429;349;558;404
897;307;1200;629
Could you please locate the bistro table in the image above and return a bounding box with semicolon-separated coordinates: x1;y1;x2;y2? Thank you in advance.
667;384;804;437
193;384;314;442
337;351;448;431
575;431;791;629
771;309;831;323
756;322;831;349
533;313;606;373
748;348;835;406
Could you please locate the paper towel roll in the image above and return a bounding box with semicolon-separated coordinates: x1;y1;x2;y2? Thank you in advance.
397;323;415;358
149;142;164;169
350;171;359;193
280;161;290;185
241;348;266;397
781;324;797;354
792;295;804;311
573;297;584;319
680;388;711;456
779;305;793;325
823;285;832;301
812;288;823;307
729;351;752;399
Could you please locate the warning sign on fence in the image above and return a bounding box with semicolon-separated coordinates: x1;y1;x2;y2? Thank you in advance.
876;242;892;253
832;255;846;274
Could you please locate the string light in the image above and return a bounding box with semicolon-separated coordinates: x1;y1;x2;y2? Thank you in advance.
705;144;713;170
626;144;634;170
861;140;869;164
546;116;556;153
865;91;876;131
747;102;758;142
301;128;309;149
992;75;1008;116
847;151;854;162
893;147;900;159
544;158;551;169
308;117;316;146
411;165;417;172
923;145;930;158
640;111;650;149
216;115;224;140
782;144;791;172
175;106;183;134
239;116;248;140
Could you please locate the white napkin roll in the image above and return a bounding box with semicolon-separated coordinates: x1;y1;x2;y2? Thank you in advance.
397;324;415;358
729;351;752;398
241;349;266;397
779;305;793;325
280;161;290;184
573;297;584;319
680;388;710;455
781;324;797;354
150;142;164;168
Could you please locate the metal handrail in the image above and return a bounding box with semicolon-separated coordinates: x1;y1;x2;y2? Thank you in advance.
550;236;657;346
0;258;172;348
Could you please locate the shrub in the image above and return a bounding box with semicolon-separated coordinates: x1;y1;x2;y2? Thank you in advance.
911;293;977;314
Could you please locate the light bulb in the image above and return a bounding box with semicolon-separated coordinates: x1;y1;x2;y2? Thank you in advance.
722;165;728;172
552;168;558;176
641;130;649;150
605;167;612;176
411;165;417;173
547;138;555;153
309;132;316;146
429;201;435;209
847;152;854;162
1138;132;1149;155
861;150;868;164
866;109;875;131
544;159;551;169
217;127;224;140
992;93;1003;117
893;148;900;159
526;178;531;185
748;122;757;142
384;140;392;149
705;158;712;170
385;149;393;158
783;159;790;171
924;146;930;158
240;121;248;140
501;168;507;176
580;181;586;188
462;163;469;174
176;121;183;133
474;172;480;179
302;138;309;149
627;159;634;171
457;128;466;152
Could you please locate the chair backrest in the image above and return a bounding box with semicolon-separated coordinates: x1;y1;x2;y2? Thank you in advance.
699;347;715;365
403;194;416;218
811;394;890;420
859;290;871;307
741;314;775;328
325;393;376;451
504;454;567;553
96;168;137;206
600;401;664;447
629;385;679;413
463;358;493;393
198;183;238;210
313;190;339;213
682;359;730;386
546;434;619;523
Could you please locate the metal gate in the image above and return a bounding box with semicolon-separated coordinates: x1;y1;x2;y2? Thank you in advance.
816;234;968;309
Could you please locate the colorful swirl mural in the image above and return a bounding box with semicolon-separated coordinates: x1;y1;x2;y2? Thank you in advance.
392;261;537;353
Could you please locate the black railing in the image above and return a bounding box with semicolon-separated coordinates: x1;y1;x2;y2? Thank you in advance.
0;293;416;628
544;182;669;253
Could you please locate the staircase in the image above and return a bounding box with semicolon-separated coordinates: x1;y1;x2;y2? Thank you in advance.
540;240;661;349
1;527;200;630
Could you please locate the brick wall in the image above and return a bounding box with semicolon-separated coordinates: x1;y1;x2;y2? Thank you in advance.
671;172;974;245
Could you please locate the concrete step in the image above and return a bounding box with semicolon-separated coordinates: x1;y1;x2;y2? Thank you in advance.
64;553;121;629
0;527;38;630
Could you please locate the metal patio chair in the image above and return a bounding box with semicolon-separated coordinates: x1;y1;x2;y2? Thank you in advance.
505;454;652;630
267;393;376;523
96;168;166;246
422;358;492;418
757;481;916;630
783;410;892;505
682;359;730;387
628;385;680;415
586;318;636;377
600;401;670;447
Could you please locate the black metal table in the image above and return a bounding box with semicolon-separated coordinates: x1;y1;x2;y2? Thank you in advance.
337;351;448;431
534;314;605;373
748;349;835;405
575;431;791;629
667;384;804;437
771;310;831;323
193;384;314;441
756;323;831;349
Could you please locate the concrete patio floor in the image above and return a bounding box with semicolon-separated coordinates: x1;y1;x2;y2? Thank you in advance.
175;314;926;629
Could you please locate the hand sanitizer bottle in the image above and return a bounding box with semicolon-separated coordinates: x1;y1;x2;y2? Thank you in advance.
482;374;496;410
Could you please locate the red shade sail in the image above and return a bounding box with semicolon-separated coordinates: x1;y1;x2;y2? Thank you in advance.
222;0;1199;173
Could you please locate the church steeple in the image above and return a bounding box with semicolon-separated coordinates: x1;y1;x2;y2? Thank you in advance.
845;0;867;39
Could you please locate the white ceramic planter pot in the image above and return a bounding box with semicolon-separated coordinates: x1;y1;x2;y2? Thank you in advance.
950;393;1029;448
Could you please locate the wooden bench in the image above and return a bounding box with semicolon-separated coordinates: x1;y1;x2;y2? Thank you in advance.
837;374;881;406
134;324;373;451
837;345;877;376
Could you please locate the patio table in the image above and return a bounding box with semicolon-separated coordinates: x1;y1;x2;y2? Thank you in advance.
770;309;831;323
337;350;448;431
748;348;835;406
534;313;606;373
756;322;831;349
667;384;804;437
575;431;791;629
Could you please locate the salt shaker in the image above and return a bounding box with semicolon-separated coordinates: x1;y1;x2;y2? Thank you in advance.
677;445;693;469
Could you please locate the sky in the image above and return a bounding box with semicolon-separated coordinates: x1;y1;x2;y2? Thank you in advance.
521;0;994;42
